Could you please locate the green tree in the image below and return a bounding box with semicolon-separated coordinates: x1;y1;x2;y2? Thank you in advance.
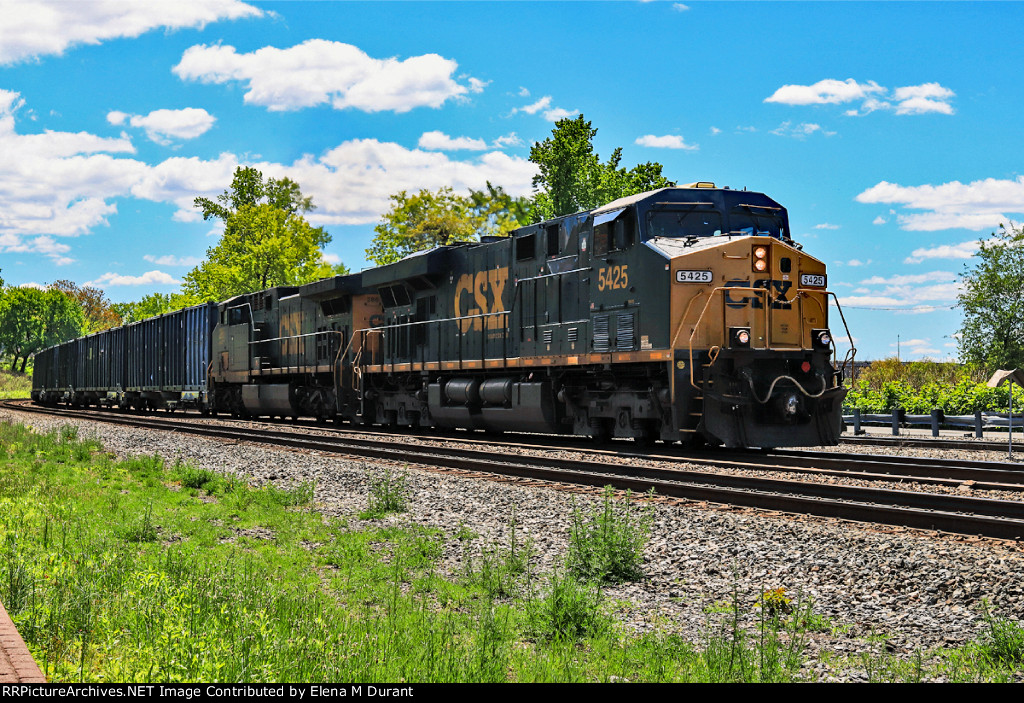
110;291;201;324
183;167;344;300
367;183;535;266
0;287;83;371
957;222;1024;371
529;114;674;220
50;279;121;332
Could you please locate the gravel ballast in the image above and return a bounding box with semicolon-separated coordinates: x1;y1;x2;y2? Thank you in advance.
5;407;1024;682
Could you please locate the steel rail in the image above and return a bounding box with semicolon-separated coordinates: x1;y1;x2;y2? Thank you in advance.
6;400;1023;487
7;401;1024;540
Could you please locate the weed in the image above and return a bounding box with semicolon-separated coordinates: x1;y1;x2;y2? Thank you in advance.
976;600;1024;667
175;464;220;491
526;569;609;642
757;587;793;616
566;486;653;583
464;512;535;598
361;468;409;519
263;481;315;507
122;503;158;543
455;521;478;541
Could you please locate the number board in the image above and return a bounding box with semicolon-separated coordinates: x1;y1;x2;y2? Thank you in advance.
674;270;713;284
800;273;826;288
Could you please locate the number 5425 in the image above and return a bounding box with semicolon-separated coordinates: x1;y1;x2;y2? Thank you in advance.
598;264;628;291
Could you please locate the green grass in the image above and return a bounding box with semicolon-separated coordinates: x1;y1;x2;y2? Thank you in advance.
1;418;1023;683
0;368;32;399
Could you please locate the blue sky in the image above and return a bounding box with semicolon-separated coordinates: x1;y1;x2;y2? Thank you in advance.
1;1;1023;362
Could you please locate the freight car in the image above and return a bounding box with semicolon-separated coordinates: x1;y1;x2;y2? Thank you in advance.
32;183;853;448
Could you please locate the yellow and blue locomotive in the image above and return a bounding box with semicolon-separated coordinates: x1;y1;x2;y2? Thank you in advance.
33;183;851;449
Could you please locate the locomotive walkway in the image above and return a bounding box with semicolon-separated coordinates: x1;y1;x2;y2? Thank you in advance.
0;598;45;683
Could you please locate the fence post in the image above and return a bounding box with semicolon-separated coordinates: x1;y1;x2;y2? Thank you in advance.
892;407;900;436
853;408;862;435
930;409;942;437
975;410;984;439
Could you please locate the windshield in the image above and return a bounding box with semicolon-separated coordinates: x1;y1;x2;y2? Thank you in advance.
729;211;786;238
647;209;723;238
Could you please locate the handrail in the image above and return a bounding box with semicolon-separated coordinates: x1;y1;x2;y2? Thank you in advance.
677;286;844;392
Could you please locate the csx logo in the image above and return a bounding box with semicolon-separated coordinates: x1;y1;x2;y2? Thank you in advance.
456;268;509;332
725;279;793;309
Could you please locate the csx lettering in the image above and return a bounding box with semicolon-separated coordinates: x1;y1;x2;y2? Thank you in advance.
724;279;792;309
456;268;509;332
598;265;629;291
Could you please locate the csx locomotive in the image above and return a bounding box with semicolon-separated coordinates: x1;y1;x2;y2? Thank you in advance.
32;183;852;448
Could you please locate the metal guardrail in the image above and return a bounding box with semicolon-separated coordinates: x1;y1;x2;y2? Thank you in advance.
843;407;1022;438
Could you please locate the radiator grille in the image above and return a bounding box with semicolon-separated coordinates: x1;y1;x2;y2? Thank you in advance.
593;315;610;352
616;314;635;351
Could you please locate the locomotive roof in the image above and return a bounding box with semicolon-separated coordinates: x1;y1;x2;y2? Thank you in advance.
592;186;785;217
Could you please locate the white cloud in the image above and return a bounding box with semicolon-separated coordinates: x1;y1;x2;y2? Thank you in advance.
839;268;963;313
85;270;179;287
846;259;872;267
872;216;886;225
770;121;836;138
515;96;551;115
765;78;885;106
892;83;955;115
492;132;524;148
18;281;46;289
517;87;530;97
860;271;956;286
709;126;721;135
672;3;690;10
766;78;954;116
0;0;262;65
856;177;1024;231
814;223;840;230
543;107;579;122
0;92;537;258
118;108;216;145
511;95;577;122
634;134;697;150
106;110;128;126
0;90;144;240
0;233;74;265
129;140;537;226
903;240;981;264
143;254;201;266
467;77;489;94
417;130;488;151
173;40;477;113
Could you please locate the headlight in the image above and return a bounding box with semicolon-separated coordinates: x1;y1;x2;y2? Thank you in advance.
730;326;752;348
812;329;832;349
752;245;769;272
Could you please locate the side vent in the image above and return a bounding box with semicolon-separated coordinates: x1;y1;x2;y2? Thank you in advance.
568;327;578;343
616;314;635;351
542;329;553;345
593;315;610;352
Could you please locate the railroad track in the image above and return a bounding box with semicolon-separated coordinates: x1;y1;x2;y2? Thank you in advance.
6;399;1024;541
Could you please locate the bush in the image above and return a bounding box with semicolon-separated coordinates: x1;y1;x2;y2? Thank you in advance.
566;486;653;583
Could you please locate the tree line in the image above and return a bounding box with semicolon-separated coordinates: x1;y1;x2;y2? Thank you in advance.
5;110;1015;377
